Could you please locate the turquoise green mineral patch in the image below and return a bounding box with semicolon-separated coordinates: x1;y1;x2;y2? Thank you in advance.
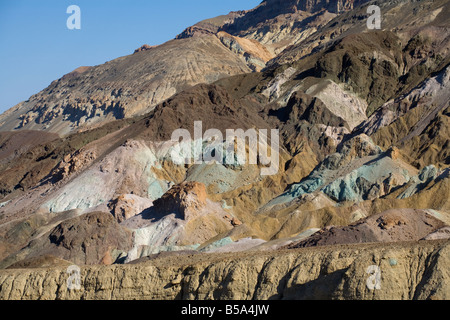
389;258;398;266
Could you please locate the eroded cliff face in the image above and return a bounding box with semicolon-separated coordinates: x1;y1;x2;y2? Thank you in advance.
0;0;449;300
0;240;448;300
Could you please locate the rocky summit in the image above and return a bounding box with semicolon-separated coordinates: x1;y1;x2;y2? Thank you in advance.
0;0;449;301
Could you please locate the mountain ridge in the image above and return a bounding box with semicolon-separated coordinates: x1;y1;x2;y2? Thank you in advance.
0;0;372;136
0;0;449;300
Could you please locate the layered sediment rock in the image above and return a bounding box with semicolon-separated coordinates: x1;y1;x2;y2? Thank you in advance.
0;240;448;300
0;0;449;299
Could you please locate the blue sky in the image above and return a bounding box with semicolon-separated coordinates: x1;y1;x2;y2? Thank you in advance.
0;0;261;114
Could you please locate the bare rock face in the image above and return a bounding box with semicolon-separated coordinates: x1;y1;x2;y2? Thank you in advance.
287;209;447;248
224;214;243;227
387;146;400;160
219;0;370;55
1;241;449;300
133;44;157;54
152;182;207;221
223;0;367;34
217;31;275;71
47;212;133;265
119;181;235;261
60;66;92;81
51;148;97;182
0;0;373;136
269;90;348;129
422;227;450;240
0;0;449;302
108;194;153;223
176;25;218;39
0;36;252;135
3;212;134;266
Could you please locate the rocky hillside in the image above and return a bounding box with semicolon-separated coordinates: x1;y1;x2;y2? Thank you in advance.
0;0;449;300
0;240;448;300
0;36;253;135
0;1;371;136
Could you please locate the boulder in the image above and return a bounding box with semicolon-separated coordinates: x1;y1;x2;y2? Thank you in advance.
152;182;207;221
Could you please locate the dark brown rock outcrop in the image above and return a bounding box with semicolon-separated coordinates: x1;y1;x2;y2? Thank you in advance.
1;212;134;267
287;209;447;248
